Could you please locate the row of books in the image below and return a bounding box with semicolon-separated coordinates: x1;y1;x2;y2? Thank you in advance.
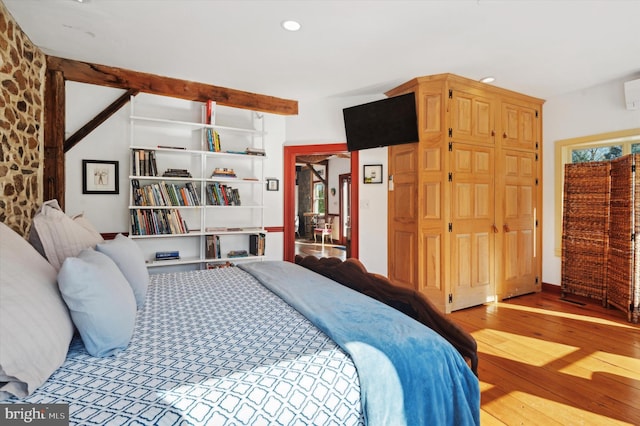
249;233;266;256
131;179;200;207
130;208;188;236
132;149;158;176
206;128;222;152
205;235;221;259
206;183;241;206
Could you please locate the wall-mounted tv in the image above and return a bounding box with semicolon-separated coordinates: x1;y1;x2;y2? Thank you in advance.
343;92;419;152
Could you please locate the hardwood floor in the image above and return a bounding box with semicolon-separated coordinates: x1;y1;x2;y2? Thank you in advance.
294;239;347;260
450;289;640;425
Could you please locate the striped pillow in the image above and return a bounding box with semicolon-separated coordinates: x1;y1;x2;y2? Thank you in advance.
0;222;74;399
28;200;104;271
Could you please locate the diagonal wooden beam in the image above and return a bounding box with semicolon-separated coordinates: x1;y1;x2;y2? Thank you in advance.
305;163;326;184
46;56;298;116
64;89;139;153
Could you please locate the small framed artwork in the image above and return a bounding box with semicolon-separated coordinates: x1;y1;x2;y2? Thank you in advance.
82;160;119;194
363;164;383;184
266;178;279;191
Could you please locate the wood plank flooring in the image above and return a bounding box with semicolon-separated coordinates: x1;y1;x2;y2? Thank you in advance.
449;290;640;425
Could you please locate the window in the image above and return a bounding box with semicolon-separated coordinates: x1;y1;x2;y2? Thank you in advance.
313;182;325;214
554;128;640;256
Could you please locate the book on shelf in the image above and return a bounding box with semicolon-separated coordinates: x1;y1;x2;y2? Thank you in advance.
206;100;215;125
206;183;241;206
245;147;266;156
131;149;158;177
206;128;221;152
211;168;236;178
162;168;192;178
130;208;187;236
206;235;221;259
157;145;186;150
131;181;200;207
249;233;266;256
155;250;180;260
227;250;248;258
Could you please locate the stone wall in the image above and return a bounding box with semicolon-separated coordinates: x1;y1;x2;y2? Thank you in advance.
0;2;45;236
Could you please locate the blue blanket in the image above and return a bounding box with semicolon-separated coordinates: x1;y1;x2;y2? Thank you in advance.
239;261;480;426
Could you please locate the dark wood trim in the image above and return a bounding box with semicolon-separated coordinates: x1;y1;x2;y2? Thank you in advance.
46;56;298;116
265;226;284;233
64;89;139;152
542;282;561;295
44;69;66;208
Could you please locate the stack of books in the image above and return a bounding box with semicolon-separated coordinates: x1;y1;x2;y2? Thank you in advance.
162;168;192;178
155;251;180;261
211;168;237;178
245;147;266;156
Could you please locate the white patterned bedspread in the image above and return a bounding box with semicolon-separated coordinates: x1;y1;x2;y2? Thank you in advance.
12;267;364;425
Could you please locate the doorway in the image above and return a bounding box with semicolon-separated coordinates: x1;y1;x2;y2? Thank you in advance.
283;144;359;262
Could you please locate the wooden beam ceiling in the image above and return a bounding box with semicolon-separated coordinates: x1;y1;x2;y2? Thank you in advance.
47;56;298;116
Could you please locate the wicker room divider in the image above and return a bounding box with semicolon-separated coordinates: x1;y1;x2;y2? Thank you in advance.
561;155;640;323
561;161;611;304
607;155;640;323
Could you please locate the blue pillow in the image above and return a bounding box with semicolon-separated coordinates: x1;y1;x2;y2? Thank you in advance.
58;249;137;357
96;234;149;309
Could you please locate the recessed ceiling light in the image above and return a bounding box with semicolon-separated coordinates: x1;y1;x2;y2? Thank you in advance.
282;20;301;32
480;76;495;83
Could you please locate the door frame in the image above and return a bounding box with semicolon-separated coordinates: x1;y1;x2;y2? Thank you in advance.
338;172;351;245
284;143;359;262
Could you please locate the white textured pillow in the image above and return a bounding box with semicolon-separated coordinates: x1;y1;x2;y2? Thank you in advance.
0;222;74;400
96;234;149;309
58;249;137;357
28;200;104;271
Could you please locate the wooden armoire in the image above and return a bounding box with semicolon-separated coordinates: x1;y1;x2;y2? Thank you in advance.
387;74;544;313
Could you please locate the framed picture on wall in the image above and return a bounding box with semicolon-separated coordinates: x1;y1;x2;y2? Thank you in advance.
266;178;279;191
82;160;119;194
363;164;383;184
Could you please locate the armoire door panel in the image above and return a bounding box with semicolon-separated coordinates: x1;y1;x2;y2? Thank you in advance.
450;143;495;310
423;147;441;171
420;93;442;135
422;231;442;291
501;101;538;150
450;89;495;145
389;144;419;291
423;182;441;219
393;182;417;222
391;229;417;289
498;149;538;298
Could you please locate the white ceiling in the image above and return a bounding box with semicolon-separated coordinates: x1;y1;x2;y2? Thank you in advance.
4;0;640;104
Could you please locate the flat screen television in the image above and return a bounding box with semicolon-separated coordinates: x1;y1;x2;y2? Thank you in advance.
343;92;419;151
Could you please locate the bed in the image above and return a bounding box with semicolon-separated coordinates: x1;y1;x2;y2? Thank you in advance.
0;211;480;425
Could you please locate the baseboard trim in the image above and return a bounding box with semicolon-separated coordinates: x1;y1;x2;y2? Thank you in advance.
542;282;561;295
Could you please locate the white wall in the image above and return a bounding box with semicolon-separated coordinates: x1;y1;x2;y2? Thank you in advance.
542;75;640;285
286;95;389;275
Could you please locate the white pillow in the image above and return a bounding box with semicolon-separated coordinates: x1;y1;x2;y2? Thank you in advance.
96;234;149;309
0;222;74;400
58;249;137;357
28;200;104;271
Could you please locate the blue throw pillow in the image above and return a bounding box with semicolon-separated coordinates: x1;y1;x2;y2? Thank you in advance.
58;249;137;357
96;234;149;309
